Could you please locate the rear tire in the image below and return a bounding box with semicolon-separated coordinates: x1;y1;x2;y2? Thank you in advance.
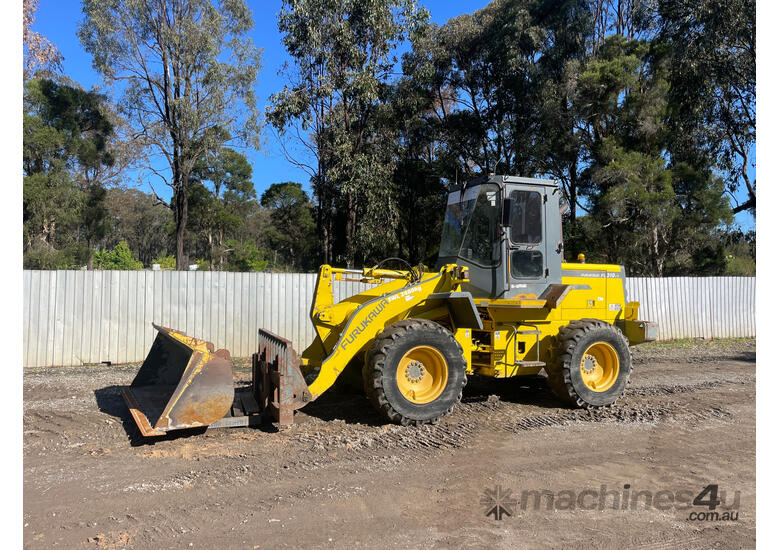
546;319;631;408
363;319;467;425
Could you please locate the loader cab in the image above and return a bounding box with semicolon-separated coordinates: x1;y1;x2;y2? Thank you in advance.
436;175;563;299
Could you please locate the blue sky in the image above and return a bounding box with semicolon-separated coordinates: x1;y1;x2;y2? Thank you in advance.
34;0;484;193
33;0;755;230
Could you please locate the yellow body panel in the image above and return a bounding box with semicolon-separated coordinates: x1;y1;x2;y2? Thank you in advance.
461;262;630;379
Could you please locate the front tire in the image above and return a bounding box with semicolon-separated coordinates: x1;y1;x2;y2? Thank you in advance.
546;319;632;408
363;319;467;425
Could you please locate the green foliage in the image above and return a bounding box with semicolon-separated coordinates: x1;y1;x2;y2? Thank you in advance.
658;0;755;215
103;188;174;266
574;36;733;276
22;1;754;276
391;2;751;275
723;230;756;276
94;241;143;270
82;184;110;254
23;78;117;269
531;0;596;227
260;182;317;271
223;239;268;272
23;79;114;175
589;141;677;275
188;147;257;269
194;259;211;271
724;256;755;276
151;255;176;270
24;244;89;270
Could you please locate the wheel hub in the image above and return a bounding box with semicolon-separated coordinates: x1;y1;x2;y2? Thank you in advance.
578;342;620;393
581;354;598;374
405;361;426;383
395;345;448;405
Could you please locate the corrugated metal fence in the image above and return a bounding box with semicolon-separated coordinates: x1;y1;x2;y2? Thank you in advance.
625;277;755;341
23;271;755;367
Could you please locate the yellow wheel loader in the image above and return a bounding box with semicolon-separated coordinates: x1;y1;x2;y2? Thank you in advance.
123;175;658;436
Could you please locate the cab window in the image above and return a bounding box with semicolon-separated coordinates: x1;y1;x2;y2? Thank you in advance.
511;250;544;278
508;190;542;244
455;185;501;266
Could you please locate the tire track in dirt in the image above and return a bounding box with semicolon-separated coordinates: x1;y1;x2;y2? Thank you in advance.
142;374;743;484
24;361;751;500
626;373;754;396
274;374;744;477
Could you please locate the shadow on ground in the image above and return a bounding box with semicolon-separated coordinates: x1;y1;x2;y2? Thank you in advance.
738;350;756;362
461;374;562;408
95;372;566;442
93;385;278;446
300;373;564;425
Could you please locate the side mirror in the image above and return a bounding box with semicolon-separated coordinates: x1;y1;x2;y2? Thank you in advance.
502;197;512;226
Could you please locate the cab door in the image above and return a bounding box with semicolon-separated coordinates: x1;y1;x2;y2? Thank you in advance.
504;187;547;297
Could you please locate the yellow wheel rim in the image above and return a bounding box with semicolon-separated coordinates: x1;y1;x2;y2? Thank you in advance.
579;342;619;392
395;345;448;404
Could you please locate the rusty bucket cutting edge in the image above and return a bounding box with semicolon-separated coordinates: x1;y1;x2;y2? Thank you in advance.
122;324;235;437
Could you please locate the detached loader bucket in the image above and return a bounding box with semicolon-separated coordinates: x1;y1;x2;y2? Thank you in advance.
122;324;234;437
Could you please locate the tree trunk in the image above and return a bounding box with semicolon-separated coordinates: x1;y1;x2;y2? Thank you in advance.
174;173;189;270
321;221;329;264
345;192;356;269
319;205;330;266
207;231;214;271
217;228;224;270
651;225;662;277
568;161;578;228
733;144;756;215
41;216;56;247
314;177;332;266
87;237;94;270
407;191;416;263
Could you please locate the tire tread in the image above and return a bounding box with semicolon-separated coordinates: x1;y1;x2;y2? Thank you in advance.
363;319;467;425
546;319;632;408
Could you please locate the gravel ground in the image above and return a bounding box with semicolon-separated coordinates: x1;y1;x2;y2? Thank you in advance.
24;338;755;549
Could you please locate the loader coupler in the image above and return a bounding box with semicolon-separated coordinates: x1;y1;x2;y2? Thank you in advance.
122;324;235;437
253;328;312;427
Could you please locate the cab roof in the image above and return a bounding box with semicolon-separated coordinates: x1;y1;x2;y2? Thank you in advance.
448;174;558;192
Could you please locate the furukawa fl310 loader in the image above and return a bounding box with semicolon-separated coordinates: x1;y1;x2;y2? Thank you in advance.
122;175;657;437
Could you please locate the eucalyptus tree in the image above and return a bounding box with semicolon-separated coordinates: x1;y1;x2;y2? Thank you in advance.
79;0;262;268
657;0;755;215
268;0;427;267
401;0;546;178
23;0;63;79
260;182;316;271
